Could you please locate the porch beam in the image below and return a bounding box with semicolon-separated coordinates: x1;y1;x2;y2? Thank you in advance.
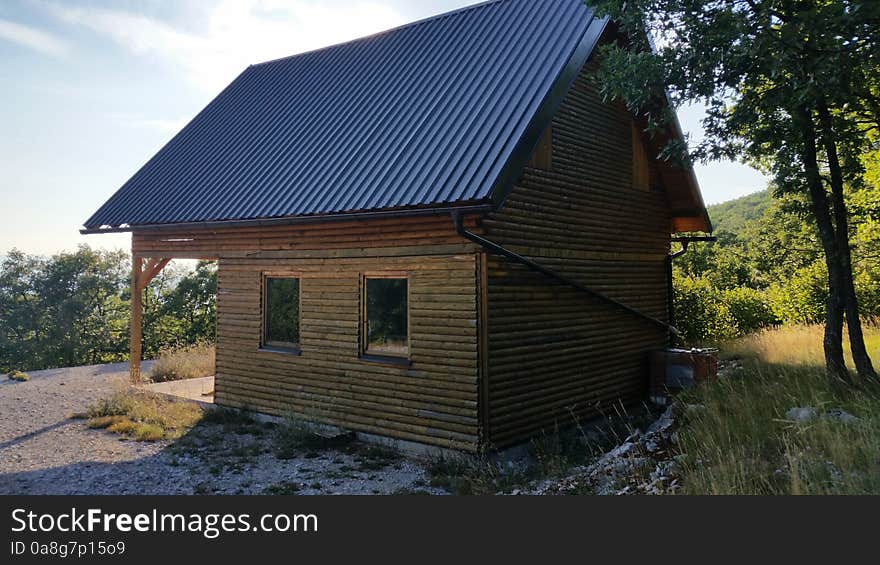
137;258;171;292
130;257;143;384
130;256;172;384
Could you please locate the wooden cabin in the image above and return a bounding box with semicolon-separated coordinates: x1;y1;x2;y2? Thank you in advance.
83;0;710;453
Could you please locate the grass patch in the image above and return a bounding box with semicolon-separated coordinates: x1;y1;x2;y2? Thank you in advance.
425;425;614;495
200;407;266;435
148;342;215;382
274;418;354;459
354;444;401;471
723;323;880;368
81;390;205;442
7;370;29;382
263;481;301;495
86;415;128;429
677;325;880;494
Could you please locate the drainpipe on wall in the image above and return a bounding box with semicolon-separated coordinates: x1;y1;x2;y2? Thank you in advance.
452;212;681;337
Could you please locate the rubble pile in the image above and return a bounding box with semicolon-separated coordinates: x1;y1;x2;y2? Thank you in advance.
530;404;685;495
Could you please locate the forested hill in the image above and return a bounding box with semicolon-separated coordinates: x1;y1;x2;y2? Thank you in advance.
674;185;879;344
707;190;771;236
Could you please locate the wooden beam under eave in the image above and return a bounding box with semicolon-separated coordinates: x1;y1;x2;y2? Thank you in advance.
137;258;171;292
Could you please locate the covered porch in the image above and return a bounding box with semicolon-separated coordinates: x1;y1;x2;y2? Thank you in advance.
129;251;218;386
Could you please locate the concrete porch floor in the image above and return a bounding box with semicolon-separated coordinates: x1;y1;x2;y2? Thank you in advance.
141;376;215;405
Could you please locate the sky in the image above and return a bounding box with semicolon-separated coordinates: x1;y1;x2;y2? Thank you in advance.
0;0;770;256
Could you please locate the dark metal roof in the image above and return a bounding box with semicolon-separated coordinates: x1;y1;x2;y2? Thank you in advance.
84;0;607;231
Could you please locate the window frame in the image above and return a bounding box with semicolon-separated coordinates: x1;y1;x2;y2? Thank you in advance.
260;272;303;354
359;271;411;364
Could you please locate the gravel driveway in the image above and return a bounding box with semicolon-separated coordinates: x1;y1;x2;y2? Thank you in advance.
0;363;439;495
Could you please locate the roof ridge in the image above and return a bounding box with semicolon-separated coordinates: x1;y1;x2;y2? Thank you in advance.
249;0;509;68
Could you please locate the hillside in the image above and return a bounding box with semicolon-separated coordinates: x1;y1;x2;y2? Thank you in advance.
707;190;771;235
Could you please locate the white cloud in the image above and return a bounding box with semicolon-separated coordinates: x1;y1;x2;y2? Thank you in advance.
44;0;406;92
0;18;69;57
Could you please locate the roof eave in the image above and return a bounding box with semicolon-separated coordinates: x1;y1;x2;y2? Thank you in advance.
80;202;494;235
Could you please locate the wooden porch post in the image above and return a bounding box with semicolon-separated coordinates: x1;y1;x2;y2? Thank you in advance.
130;256;172;384
130;256;143;384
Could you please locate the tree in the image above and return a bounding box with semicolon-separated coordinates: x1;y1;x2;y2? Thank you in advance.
0;246;130;371
0;247;217;373
592;0;880;383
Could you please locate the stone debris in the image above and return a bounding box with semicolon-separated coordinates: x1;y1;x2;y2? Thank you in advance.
527;405;683;495
785;406;860;425
826;408;860;425
786;406;819;423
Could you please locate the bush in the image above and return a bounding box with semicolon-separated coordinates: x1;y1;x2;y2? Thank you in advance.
722;286;780;334
674;275;780;344
768;262;828;325
149;342;215;382
673;274;737;343
6;370;30;382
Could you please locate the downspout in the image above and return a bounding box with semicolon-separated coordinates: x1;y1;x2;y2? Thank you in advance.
452;212;681;337
666;236;717;345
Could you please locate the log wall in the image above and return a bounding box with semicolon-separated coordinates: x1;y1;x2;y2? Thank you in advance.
483;60;672;447
133;216;484;451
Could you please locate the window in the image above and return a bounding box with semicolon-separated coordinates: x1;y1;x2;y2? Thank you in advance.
263;276;300;351
362;276;409;359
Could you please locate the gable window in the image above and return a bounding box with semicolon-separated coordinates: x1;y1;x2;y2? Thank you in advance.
262;275;300;352
362;275;409;359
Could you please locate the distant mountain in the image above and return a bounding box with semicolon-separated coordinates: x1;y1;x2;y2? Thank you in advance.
707;190;771;235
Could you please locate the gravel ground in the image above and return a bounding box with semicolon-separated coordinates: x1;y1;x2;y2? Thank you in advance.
0;363;441;495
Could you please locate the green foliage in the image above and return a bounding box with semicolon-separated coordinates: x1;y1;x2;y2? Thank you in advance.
0;246;216;373
768;263;829;325
673;273;734;343
707;190;772;235
142;260;217;359
674;186;879;343
722;286;780;334
593;0;880;191
0;246;130;371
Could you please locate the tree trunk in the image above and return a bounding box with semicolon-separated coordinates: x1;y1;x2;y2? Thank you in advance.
817;101;878;380
797;106;851;384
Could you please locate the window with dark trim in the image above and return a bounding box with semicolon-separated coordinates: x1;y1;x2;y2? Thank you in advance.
362;275;409;359
262;276;300;351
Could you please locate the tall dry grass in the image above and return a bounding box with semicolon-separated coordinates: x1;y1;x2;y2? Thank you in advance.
677;324;880;494
149;342;215;382
722;323;880;368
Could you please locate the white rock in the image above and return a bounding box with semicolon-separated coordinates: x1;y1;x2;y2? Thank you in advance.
786;407;818;423
826;409;860;424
